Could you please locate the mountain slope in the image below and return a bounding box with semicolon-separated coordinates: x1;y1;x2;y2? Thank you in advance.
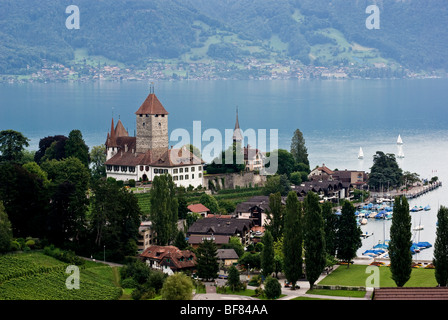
1;0;447;75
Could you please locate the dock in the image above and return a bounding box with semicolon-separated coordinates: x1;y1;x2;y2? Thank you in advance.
370;181;442;201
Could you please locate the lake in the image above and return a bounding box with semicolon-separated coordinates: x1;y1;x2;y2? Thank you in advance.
1;79;447;259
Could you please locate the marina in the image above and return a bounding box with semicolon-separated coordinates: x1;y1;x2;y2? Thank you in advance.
356;181;443;261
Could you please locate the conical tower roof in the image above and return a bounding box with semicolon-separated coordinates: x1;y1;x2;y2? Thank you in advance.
115;119;129;137
135;92;169;115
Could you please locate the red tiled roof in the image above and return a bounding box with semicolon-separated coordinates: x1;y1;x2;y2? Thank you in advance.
135;93;169;115
374;287;448;300
140;245;196;270
317;165;334;175
187;203;210;213
114;119;129;137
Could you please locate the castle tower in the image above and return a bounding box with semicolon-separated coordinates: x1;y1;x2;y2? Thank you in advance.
135;87;169;155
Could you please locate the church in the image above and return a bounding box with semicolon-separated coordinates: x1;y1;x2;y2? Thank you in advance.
105;89;205;188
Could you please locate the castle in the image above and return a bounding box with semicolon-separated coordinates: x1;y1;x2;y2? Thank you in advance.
105;89;204;188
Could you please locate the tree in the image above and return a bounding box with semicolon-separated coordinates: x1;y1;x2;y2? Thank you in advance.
336;200;362;267
227;265;241;292
23;161;51;188
322;201;338;256
0;201;12;253
0;162;48;238
174;230;188;250
283;191;303;289
221;236;244;257
265;192;284;241
0;130;30;163
290;171;302;185
34;135;67;164
261;230;274;278
303;192;326;289
65;129;90;168
41;157;90;246
90;145;106;180
272;149;296;177
434;206;448;286
389;196;412;287
196;239;219;281
290;129;309;168
90;178;141;261
264;276;282;299
161;272;194;300
199;193;219;214
263;174;291;196
149;174;178;245
368;151;403;191
176;186;189;220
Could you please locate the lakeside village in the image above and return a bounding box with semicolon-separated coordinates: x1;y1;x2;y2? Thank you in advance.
1;57;441;84
1;88;446;301
104;90;442;278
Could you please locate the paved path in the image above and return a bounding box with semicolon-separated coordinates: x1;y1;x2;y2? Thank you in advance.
193;261;374;301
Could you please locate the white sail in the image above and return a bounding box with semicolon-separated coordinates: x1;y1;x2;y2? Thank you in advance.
397;134;403;145
358;147;364;159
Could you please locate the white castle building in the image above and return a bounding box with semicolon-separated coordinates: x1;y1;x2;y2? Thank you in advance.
105;90;204;188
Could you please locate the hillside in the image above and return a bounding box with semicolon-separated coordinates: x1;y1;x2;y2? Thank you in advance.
0;252;122;300
1;0;447;78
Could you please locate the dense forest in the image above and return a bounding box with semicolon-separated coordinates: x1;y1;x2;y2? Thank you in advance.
1;0;447;74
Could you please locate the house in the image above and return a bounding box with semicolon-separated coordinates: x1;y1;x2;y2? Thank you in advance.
292;180;351;203
140;245;196;275
234;195;272;226
187;203;210;218
137;221;155;253
187;234;230;249
244;145;265;172
216;249;239;268
105;88;205;188
332;169;367;189
308;164;335;181
187;216;255;246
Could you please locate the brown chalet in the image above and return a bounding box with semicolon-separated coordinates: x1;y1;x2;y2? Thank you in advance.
140;245;196;275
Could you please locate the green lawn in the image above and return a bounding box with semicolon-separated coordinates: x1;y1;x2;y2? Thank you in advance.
318;265;437;288
306;288;366;298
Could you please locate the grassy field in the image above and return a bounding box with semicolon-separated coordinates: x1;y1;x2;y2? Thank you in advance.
0;252;122;300
318;264;438;288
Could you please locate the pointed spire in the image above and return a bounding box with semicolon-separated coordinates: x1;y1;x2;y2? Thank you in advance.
107;117;118;147
233;105;243;142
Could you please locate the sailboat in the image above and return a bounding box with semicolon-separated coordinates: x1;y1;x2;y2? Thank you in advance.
358;147;364;159
397;134;403;145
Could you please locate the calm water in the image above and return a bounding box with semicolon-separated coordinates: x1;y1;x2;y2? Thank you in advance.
1;79;447;259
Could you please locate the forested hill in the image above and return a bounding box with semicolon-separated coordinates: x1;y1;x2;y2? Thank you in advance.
1;0;447;75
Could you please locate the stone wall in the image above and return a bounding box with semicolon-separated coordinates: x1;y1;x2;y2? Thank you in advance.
203;171;266;191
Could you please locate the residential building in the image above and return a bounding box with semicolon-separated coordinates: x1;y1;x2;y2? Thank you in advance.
187;203;210;218
140;245;196;275
187;216;255;246
217;249;239;268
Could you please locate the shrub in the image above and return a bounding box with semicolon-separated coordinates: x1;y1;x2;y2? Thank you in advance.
10;240;20;251
264;276;281;299
25;239;35;249
121;278;138;289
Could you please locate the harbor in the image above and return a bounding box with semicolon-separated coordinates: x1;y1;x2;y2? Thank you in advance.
355;180;443;262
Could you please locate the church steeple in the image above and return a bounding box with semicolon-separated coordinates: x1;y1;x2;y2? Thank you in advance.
232;106;243;143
